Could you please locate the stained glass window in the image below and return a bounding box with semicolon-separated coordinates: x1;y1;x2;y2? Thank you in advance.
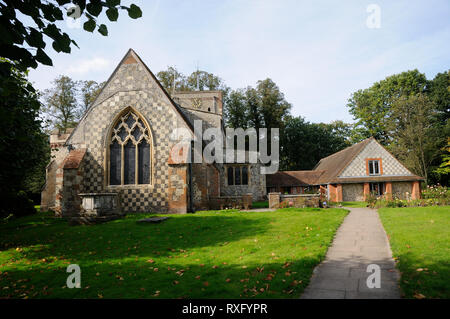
109;110;151;185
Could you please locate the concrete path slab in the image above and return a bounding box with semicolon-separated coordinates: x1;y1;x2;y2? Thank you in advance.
301;207;401;299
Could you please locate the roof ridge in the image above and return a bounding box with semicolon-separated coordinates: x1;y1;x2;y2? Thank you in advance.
319;137;371;161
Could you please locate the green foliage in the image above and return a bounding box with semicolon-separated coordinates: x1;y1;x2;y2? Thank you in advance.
427;71;450;127
0;0;142;71
223;89;248;129
0;208;348;298
433;138;450;182
186;70;224;91
256;78;292;133
348;69;428;145
366;186;449;209
379;206;450;298
42;75;79;131
422;184;449;202
386;94;439;183
0;60;47;217
348;69;450;185
364;192;379;208
280;116;351;170
78;79;104;114
156;66;189;93
156;66;225;93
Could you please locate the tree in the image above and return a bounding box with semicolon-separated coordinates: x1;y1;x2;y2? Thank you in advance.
386;94;438;183
186;70;224;91
434;138;450;184
223;89;248;129
427;70;450;126
256;78;292;132
348;69;449;185
328;120;353;143
43;75;79;131
245;87;263;132
280;116;351;170
78;79;103;115
0;60;48;217
0;0;142;71
348;70;428;145
156;66;188;94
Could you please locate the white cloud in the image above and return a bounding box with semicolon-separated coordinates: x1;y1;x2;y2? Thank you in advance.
66;57;111;75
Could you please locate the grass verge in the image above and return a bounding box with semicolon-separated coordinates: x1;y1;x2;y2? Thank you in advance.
379;206;450;299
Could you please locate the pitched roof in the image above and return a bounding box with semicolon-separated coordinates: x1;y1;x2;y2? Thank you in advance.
266;170;326;187
313;137;373;184
65;49;194;146
268;137;423;187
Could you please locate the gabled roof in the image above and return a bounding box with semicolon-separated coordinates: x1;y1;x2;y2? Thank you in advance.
266;170;326;188
269;137;424;187
65;49;194;146
312;137;373;184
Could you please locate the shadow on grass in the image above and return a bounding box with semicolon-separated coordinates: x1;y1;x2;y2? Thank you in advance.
0;209;347;299
0;213;271;260
0;254;323;299
394;251;450;299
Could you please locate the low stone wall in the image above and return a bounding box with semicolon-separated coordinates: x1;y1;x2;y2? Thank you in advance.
208;194;253;210
269;192;320;209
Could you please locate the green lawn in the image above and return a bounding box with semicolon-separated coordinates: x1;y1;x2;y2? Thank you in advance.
339;201;368;208
251;201;269;209
0;207;347;299
379;206;450;299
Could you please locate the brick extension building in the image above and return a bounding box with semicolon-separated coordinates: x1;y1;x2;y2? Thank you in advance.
267;137;423;201
41;49;266;217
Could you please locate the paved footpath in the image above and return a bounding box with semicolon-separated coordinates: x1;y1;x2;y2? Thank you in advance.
301;207;401;299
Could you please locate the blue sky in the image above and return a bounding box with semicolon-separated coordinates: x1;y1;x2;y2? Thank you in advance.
28;0;450;123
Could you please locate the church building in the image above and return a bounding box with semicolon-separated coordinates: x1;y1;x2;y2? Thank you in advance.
41;49;266;218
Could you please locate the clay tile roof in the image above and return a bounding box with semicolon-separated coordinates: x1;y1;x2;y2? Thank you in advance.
61;149;87;169
312;137;373;184
266;170;326;187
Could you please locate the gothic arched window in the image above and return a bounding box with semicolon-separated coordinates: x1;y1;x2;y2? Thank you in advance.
109;110;151;185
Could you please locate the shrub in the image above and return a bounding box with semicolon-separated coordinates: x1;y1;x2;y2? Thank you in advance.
1;190;37;219
365;192;378;208
422;185;449;205
365;185;449;209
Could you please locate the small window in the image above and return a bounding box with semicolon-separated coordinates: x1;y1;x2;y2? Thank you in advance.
227;166;250;186
235;167;241;185
242;167;248;185
227;167;234;185
368;160;380;175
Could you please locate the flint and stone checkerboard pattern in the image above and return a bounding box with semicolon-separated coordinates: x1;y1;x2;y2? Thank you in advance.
339;139;413;178
66;53;191;213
